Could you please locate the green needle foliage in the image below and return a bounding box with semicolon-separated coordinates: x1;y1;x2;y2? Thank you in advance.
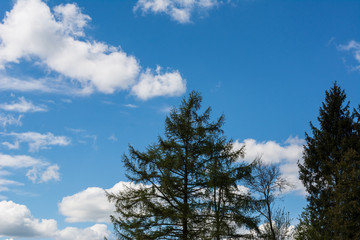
107;91;258;240
201;133;259;239
297;83;360;239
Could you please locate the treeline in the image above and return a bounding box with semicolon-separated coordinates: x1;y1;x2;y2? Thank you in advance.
107;83;360;240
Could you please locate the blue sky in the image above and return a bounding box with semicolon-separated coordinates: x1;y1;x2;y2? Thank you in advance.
0;0;359;239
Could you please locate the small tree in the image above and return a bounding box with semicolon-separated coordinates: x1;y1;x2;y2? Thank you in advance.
107;91;258;240
247;159;292;240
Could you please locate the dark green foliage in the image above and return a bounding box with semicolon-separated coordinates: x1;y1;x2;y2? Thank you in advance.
298;83;360;239
293;208;321;240
107;91;258;240
201;134;259;239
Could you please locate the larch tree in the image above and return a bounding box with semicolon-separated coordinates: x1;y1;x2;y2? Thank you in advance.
202;134;259;239
107;91;258;240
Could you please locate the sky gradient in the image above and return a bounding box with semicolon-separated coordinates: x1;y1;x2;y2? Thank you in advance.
0;0;359;239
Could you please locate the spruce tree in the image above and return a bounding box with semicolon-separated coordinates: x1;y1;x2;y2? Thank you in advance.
298;83;360;239
329;105;360;239
107;91;257;240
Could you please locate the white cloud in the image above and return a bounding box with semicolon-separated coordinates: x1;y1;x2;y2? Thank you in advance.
0;97;47;113
0;200;110;240
339;40;360;70
26;164;60;183
0;200;57;238
0;179;23;192
0;0;139;94
1;131;71;152
1;141;19;150
55;224;110;240
134;0;223;23
40;164;60;182
0;153;44;169
123;103;138;108
0;113;22;128
0;153;59;189
53;3;91;38
0;75;54;93
233;136;305;195
108;134;118;142
0;0;186;99
59;181;139;223
0;75;91;95
132;66;186;100
236;136;304;164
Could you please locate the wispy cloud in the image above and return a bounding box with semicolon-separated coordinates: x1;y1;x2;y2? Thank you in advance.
0;97;47;113
123;104;138;108
108;134;118;142
0;114;22;128
1;132;71;152
0;153;59;189
134;0;227;23
338;40;360;71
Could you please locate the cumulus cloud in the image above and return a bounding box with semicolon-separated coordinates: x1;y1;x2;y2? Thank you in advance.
0;97;47;112
236;137;304;164
134;0;224;23
55;224;110;240
0;200;110;240
132;66;186;100
233;136;305;195
59;181;139;223
0;0;139;94
0;200;57;238
1;131;71;152
0;0;186;99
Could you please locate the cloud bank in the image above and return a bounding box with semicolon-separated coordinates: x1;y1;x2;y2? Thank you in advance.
0;0;186;99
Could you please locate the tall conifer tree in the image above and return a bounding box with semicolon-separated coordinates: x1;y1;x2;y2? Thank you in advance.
107;91;257;240
298;83;360;239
